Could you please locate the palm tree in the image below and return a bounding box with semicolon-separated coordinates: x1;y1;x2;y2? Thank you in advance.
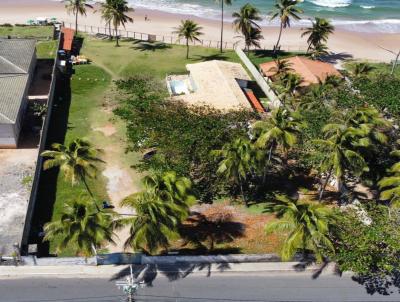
98;0;114;39
119;188;188;254
265;194;337;261
211;138;255;205
43;196;115;256
267;58;293;80
216;0;233;53
244;26;264;53
309;43;329;60
269;0;303;53
41;138;103;206
314;123;368;200
173;20;203;59
64;0;93;34
232;4;262;53
142;171;197;208
301;17;334;52
378;150;400;208
103;0;134;47
351;63;375;77
252;108;303;164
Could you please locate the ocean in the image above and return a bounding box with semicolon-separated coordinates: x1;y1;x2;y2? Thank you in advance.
127;0;400;33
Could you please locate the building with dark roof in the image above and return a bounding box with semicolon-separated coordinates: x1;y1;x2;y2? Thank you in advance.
0;39;37;148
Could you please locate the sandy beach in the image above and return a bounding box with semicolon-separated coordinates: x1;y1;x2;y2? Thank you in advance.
0;0;399;62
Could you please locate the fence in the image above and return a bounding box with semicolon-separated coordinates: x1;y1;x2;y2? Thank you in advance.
235;48;281;109
66;22;308;52
66;22;237;50
20;35;62;255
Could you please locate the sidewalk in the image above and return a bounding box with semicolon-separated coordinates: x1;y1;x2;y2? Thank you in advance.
0;262;340;279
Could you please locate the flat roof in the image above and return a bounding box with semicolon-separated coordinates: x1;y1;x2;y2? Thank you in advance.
180;60;253;111
260;56;342;86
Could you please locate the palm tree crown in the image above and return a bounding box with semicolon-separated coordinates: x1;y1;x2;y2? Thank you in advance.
270;0;303;51
232;4;262;53
43;196;115;256
265;194;337;261
102;0;133;46
173;20;203;59
120;188;188;254
301;17;334;52
64;0;93;33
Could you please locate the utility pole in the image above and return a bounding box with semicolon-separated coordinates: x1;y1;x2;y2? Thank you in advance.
115;265;143;302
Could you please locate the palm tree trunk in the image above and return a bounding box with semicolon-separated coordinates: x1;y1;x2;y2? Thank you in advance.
274;22;284;54
186;38;189;59
75;11;79;34
319;167;332;201
220;0;224;53
108;22;112;40
81;175;100;211
239;180;248;207
115;24;119;46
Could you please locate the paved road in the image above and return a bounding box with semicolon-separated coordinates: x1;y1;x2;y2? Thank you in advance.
1;270;399;302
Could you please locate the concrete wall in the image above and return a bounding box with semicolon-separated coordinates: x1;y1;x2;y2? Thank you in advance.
0;124;17;148
235;48;282;109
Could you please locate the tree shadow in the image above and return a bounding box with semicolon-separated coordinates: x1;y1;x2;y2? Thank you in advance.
131;41;171;52
319;52;353;65
193;53;229;62
352;271;400;296
110;261;233;286
251;49;295;59
177;211;246;253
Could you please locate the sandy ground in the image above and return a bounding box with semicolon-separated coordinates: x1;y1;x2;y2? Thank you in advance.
0;149;37;256
0;0;399;62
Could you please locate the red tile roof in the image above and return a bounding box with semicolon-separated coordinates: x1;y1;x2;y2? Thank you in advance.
243;88;265;113
61;27;75;51
259;56;342;86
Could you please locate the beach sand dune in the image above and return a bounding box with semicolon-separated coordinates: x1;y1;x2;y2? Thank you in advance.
0;0;399;62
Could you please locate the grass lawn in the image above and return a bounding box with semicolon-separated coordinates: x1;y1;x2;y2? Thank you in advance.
36;40;58;59
81;38;242;79
344;60;400;78
0;25;53;39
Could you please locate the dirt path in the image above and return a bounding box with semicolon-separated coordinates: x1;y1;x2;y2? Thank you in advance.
90;80;142;253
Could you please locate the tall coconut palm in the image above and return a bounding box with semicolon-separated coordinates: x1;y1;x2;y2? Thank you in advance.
232;4;262;53
314;123;368;200
43;196;115;256
104;0;134;46
265;194;337;261
378;150;400;208
98;0;114;39
64;0;93;34
244;26;264;53
252;108;303;164
119;188;188;254
301;17;334;52
269;0;303;52
216;0;233;53
142;171;197;208
41;138;103;207
211;138;255;205
173;20;203;59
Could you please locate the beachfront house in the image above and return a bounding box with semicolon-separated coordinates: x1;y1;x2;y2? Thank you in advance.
259;56;342;89
167;60;265;113
0;39;37;148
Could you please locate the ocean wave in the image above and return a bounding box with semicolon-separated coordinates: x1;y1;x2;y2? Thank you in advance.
360;5;375;9
306;0;352;8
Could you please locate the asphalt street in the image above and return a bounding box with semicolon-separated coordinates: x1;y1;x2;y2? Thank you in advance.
1;270;400;302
